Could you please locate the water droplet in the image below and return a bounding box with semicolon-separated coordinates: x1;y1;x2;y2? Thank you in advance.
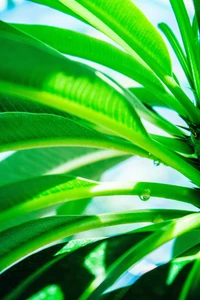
153;159;160;166
139;189;150;201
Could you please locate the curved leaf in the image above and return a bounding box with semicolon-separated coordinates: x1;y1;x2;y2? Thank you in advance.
104;261;195;299
0;147;129;186
0;33;148;146
158;22;193;88
12;23;164;91
80;213;200;299
0;174;199;226
0;209;191;272
30;0;91;25
179;258;200;299
59;0;172;77
2;21;186;119
0;112;146;156
169;0;200;103
193;0;200;34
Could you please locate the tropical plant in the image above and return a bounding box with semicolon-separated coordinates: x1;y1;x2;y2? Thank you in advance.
0;0;200;299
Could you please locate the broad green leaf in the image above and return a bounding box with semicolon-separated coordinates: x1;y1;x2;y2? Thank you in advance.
12;23;164;91
0;112;145;156
0;173;199;227
6;21;187;118
3;22;187;137
4;21;187;130
0;209;190;272
79;213;200;299
1;30;199;185
59;0;172;78
29;2;198;123
0;33;148;147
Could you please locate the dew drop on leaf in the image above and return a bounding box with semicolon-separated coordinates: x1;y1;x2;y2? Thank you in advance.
153;159;160;166
139;189;151;201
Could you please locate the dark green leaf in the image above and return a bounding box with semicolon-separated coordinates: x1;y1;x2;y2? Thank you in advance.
0;210;190;272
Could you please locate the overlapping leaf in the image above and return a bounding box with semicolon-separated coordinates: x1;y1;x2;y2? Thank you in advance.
1;173;199;227
0;112;145;155
0;209;191;272
0;33;148;146
58;0;172;77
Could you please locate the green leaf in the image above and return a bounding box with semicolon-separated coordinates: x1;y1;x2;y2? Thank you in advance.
79;213;200;299
130;87;169;109
0;148;99;186
6;21;186;118
169;0;200;105
0;233;149;300
0;147;130;187
28;285;64;300
0;33;148;147
179;258;200;299
151;135;194;155
0;112;144;155
4;22;186;137
11;23;164;91
104;261;194;299
58;0;172;78
158;22;193;89
29;0;91;26
193;0;200;35
0;209;188;272
1;30;199;186
173;230;200;258
129;87;186;138
0;173;199;227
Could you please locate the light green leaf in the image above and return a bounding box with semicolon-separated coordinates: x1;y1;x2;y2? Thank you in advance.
59;0;172;78
0;33;148;147
0;209;191;272
1;27;200;186
12;23;164;91
0;174;199;226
